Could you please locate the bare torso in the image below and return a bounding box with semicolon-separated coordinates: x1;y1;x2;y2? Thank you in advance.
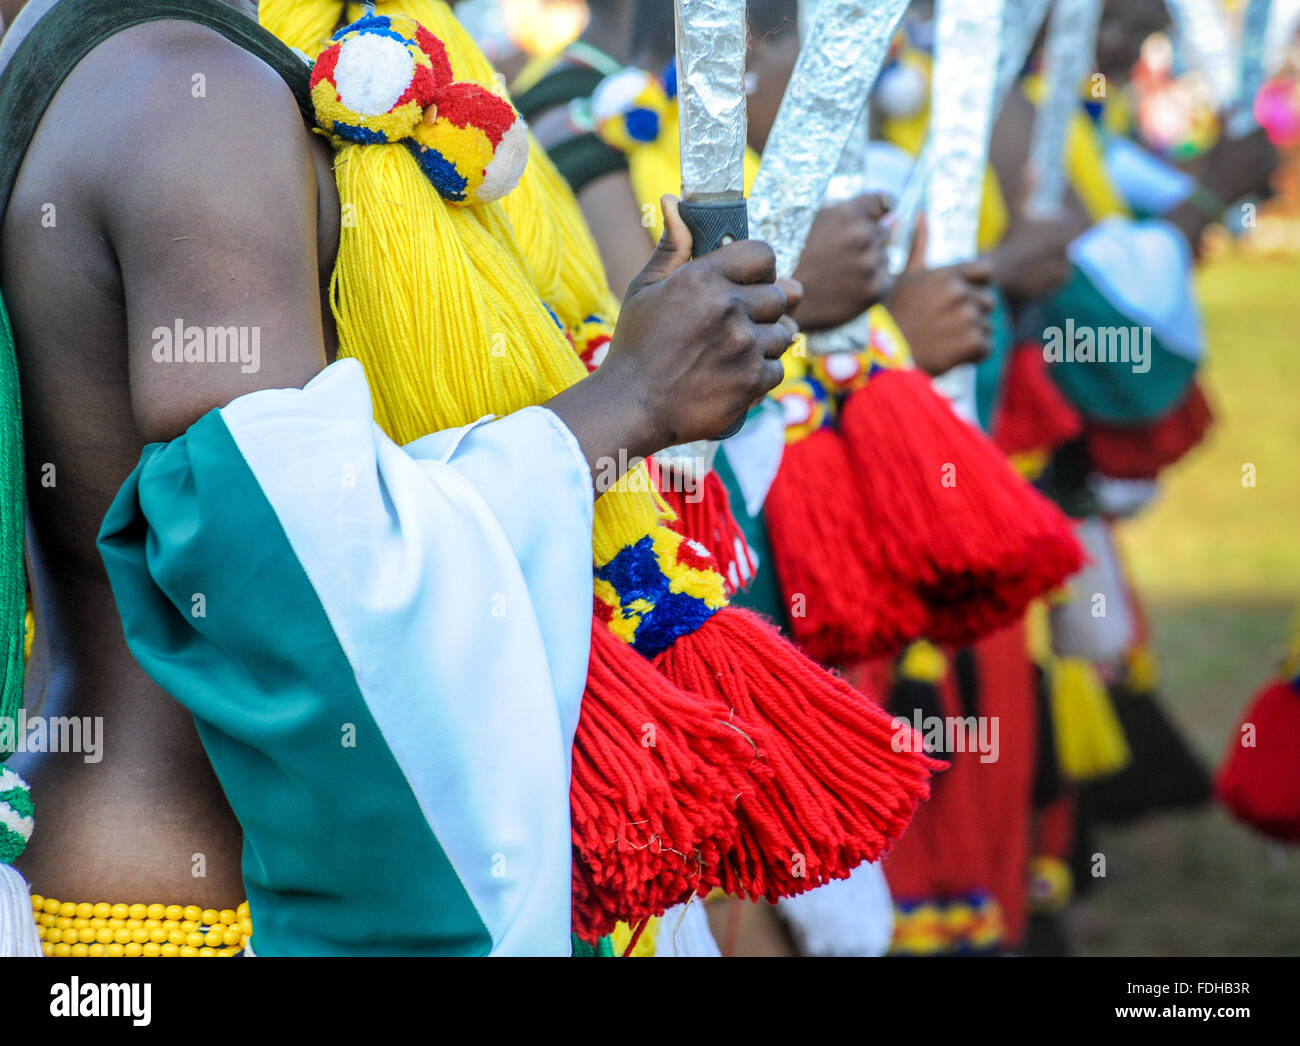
1;18;339;906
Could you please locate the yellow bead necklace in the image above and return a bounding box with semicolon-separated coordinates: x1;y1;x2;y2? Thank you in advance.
30;894;252;957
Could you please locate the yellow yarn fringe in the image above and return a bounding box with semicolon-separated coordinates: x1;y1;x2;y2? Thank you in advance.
1050;656;1131;781
261;0;665;567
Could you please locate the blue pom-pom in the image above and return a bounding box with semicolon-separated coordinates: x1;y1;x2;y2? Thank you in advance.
660;60;678;100
624;107;660;143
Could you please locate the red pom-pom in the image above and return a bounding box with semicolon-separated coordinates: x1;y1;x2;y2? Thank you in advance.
1215;678;1300;843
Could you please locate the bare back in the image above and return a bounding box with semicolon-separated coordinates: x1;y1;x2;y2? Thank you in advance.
1;16;339;905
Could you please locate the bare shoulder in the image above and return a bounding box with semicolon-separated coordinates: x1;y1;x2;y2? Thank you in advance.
70;20;317;218
36;19;331;441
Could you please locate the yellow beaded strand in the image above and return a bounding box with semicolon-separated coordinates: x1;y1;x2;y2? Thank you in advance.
30;895;252;957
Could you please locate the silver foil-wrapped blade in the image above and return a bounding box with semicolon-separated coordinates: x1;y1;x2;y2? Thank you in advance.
807;105;874;356
993;0;1055;102
926;0;1007;421
926;0;1007;268
1166;0;1239;109
1027;0;1104;217
888;0;1052;272
675;0;748;198
748;0;912;278
1230;0;1273;136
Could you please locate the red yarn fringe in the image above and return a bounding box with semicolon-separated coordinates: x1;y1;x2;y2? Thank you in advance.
1086;382;1214;480
839;368;1084;646
570;618;765;942
653;463;756;596
653;605;942;903
1214;679;1300;843
992;342;1083;457
765;426;928;664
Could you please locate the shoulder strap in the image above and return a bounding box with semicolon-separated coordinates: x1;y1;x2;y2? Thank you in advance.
0;0;314;222
514;64;606;123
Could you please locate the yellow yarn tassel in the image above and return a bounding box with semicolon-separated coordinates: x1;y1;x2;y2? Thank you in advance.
503;145;622;331
258;0;343;57
1050;656;1131;781
262;0;620;332
262;0;697;579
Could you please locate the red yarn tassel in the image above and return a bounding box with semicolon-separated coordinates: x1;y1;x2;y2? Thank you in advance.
654;605;942;903
570;618;768;942
1214;678;1300;843
992;342;1083;457
839;368;1083;646
765;426;928;663
1086;382;1214;480
654;463;756;596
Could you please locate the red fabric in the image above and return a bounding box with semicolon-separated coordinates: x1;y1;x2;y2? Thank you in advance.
868;619;1039;947
765;427;928;663
971;618;1038;948
413;24;455;85
310;42;340;90
993;342;1084;457
1086;382;1214;480
1033;794;1077;862
396;60;440;110
868;654;998;904
839;369;1083;646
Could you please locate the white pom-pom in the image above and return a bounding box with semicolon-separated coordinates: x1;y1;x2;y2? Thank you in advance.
875;61;927;121
477;117;530;202
781;395;813;427
591;68;653;122
824;353;863;384
334;32;417;116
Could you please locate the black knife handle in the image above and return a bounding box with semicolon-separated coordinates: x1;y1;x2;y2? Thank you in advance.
678;197;749;255
678;197;750;439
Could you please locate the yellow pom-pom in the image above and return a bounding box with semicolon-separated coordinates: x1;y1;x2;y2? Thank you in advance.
899;640;947;684
1028;855;1073;914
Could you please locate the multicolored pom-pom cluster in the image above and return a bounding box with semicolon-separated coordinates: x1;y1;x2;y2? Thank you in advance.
590;62;677;153
774;311;912;446
310;13;529;205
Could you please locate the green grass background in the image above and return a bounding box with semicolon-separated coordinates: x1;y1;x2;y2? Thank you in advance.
1067;255;1300;955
